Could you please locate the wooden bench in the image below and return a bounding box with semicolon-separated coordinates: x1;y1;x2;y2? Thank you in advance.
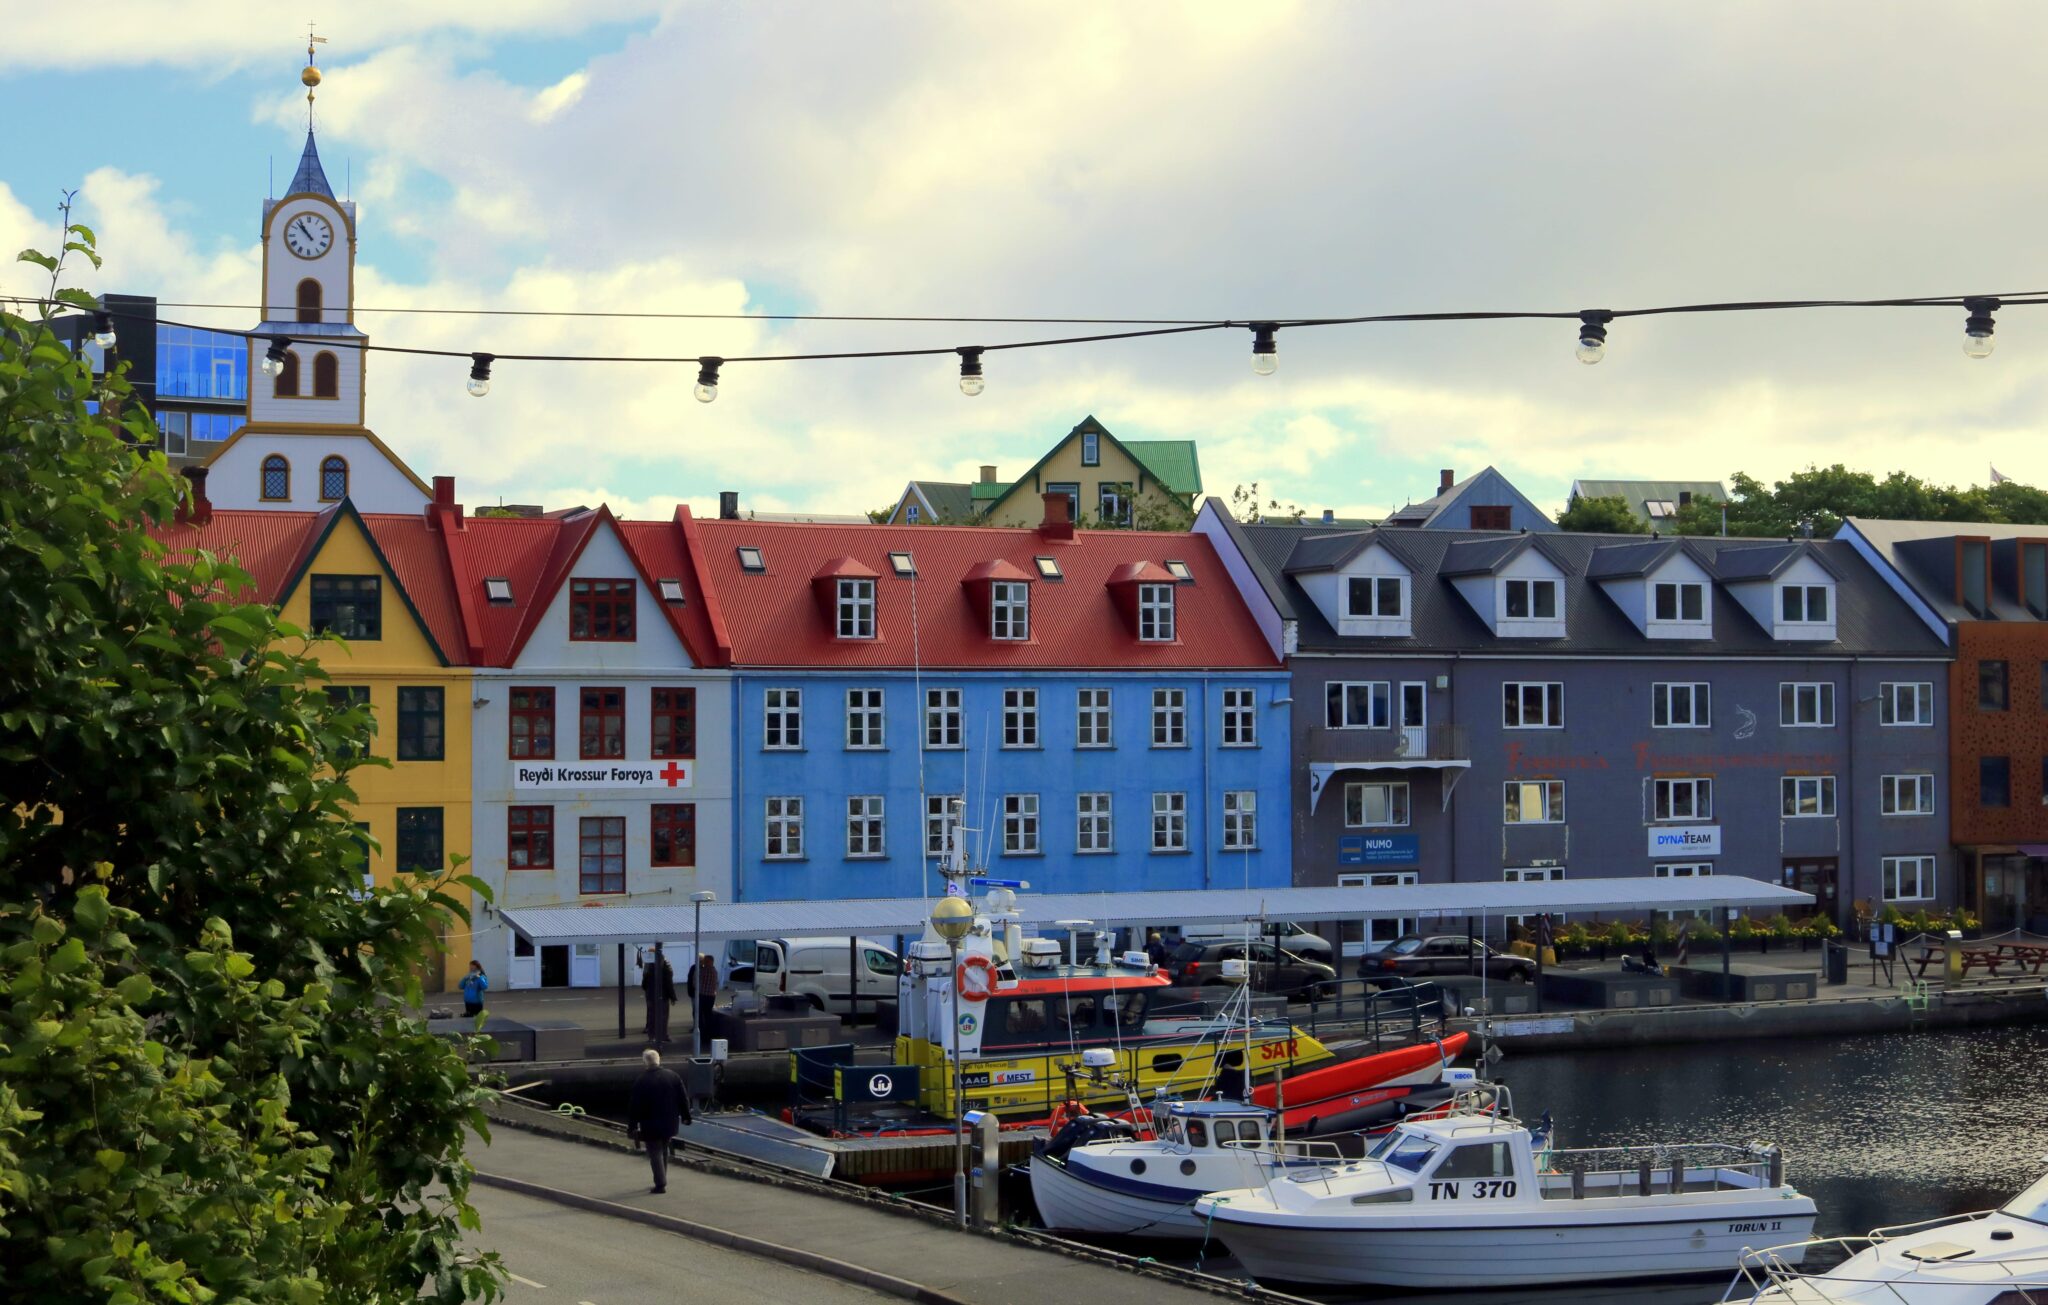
1995;943;2048;975
1909;946;1946;979
1958;948;2008;978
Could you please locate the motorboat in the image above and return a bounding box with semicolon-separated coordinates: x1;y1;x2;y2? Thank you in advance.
1724;1169;2048;1303
1194;1106;1816;1289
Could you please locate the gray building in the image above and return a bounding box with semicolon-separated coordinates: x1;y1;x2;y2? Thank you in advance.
1195;502;1954;954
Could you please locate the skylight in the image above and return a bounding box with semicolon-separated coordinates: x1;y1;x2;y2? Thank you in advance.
737;546;765;572
1644;499;1677;517
658;578;687;604
888;551;916;577
1165;559;1194;582
483;577;513;604
1034;556;1063;581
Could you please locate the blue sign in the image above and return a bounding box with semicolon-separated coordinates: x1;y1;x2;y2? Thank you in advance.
1339;834;1420;866
970;877;1028;889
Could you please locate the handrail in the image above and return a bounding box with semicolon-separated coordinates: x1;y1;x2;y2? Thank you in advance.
1723;1231;2048;1303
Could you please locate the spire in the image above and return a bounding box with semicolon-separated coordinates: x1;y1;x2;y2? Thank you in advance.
288;130;335;199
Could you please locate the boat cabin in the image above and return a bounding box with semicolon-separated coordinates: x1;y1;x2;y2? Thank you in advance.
975;974;1164;1052
1159;1100;1276;1153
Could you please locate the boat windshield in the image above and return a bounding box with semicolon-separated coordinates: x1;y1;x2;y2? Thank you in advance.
2001;1171;2048;1225
1367;1129;1439;1173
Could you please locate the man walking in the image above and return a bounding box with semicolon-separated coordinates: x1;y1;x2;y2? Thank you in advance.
626;1048;692;1194
642;944;675;1043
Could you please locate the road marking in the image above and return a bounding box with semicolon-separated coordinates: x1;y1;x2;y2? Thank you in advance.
507;1271;549;1290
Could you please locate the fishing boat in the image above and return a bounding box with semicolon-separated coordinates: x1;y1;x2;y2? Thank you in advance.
1195;1105;1816;1288
1724;1169;2048;1303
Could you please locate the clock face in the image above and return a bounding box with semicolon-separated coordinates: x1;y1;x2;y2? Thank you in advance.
283;213;333;259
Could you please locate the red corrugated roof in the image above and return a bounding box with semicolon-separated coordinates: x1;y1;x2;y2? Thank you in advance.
614;516;721;668
686;518;1280;669
359;513;466;664
148;509;326;600
440;513;581;665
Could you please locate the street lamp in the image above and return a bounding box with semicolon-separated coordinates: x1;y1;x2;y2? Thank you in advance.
691;890;716;1056
929;894;975;1229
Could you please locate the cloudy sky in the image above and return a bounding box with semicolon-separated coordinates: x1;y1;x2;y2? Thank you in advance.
3;4;2043;519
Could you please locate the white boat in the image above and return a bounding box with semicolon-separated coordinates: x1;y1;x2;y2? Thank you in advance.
1724;1170;2048;1303
1194;1107;1817;1289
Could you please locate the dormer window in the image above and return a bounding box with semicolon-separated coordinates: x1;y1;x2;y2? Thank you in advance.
1346;576;1404;618
1165;559;1193;583
484;577;514;605
658;578;686;604
1653;581;1705;623
888;551;916;577
737;546;765;572
837;578;876;639
1644;499;1677;518
991;581;1029;640
1504;578;1559;620
1138;583;1175;641
2022;541;2048;619
1780;584;1830;623
1035;556;1063;581
1958;538;1991;618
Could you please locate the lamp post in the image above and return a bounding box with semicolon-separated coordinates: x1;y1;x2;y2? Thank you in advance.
929;894;975;1229
690;890;716;1056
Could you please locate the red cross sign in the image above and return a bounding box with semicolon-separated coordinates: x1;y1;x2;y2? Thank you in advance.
660;761;688;787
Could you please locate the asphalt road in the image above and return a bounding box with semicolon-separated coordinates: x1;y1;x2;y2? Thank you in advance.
464;1181;892;1304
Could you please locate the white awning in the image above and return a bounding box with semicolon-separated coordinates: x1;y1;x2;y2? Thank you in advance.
496;875;1811;948
1307;760;1471;813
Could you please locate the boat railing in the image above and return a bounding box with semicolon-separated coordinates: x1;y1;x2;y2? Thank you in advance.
1220;1135;1352;1167
1721;1228;2048;1304
1537;1140;1785;1200
1295;978;1449;1047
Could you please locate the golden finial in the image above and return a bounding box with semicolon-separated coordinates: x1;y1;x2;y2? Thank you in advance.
302;24;327;123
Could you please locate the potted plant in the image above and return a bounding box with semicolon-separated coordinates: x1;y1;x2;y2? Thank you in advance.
1554;920;1590;961
1728;914;1757;951
1601;919;1633;963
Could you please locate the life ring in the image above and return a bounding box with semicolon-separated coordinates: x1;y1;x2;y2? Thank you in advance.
1049;1099;1088;1134
955;954;996;1003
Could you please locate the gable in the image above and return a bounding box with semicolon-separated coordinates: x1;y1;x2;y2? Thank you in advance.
277;510;447;668
204;429;431;514
513;519;696;671
1430;468;1556;532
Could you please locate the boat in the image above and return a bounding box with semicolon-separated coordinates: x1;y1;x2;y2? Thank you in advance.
1194;1105;1817;1289
1723;1169;2048;1303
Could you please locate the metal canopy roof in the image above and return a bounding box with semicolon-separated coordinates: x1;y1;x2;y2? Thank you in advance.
497;876;1812;948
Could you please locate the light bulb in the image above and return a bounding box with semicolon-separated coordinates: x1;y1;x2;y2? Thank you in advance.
92;311;117;349
261;354;283;377
263;339;291;377
1964;331;1996;360
959;374;985;396
695;357;722;403
1251;352;1278;376
467;352;493;397
1575;311;1611;365
1250;322;1278;375
1962;298;1999;361
956;347;985;396
467;375;491;397
1576;337;1605;365
694;381;718;403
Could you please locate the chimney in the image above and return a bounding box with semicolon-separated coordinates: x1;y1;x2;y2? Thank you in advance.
1039;491;1075;542
429;474;464;527
177;465;212;525
718;490;740;520
1321;508;1335;524
979;465;998;484
1438;468;1455;494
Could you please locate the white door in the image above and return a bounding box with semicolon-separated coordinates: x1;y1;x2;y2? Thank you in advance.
509;934;540;989
569;943;601;988
1342;871;1419;956
1504;866;1567;927
1399;682;1428;756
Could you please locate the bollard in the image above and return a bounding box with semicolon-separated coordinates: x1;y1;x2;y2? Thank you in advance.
1765;1145;1784;1190
966;1110;1002;1228
1638;1159;1653;1197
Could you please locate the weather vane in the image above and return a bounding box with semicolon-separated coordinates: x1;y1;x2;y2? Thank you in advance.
303;23;328;130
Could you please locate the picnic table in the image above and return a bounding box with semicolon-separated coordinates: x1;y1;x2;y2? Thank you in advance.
1929;941;2048;979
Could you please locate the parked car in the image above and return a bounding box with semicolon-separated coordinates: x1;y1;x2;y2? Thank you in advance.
1357;934;1537;984
1176;920;1334;962
723;937;901;1015
1166;940;1338;999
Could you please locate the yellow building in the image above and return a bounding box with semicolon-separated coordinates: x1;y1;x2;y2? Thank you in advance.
884;416;1202;528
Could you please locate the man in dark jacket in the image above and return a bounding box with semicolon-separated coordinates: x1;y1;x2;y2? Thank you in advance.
626;1048;692;1193
642;946;675;1043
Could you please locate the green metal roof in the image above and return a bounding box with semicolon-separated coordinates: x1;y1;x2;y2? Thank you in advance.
969;481;1011;502
1123;439;1202;496
1571;478;1726;523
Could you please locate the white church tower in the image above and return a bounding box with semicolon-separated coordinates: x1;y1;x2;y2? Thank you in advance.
204;39;430;513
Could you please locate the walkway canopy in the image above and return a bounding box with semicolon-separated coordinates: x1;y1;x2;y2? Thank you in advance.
497;875;1811;948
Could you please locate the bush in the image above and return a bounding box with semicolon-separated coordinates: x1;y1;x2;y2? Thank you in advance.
1767;913;1798;939
1728;915;1757;943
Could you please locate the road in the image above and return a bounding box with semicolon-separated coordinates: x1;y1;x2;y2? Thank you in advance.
463;1180;891;1305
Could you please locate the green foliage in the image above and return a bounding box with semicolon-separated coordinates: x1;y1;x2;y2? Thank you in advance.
0;232;502;1302
1673;464;2048;538
1228;482;1307;525
1554;493;1646;534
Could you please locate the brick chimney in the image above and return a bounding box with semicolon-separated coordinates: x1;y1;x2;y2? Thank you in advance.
177;465;211;525
429;475;464;529
1438;468;1455;494
1039;490;1075;542
719;490;740;520
980;465;999;484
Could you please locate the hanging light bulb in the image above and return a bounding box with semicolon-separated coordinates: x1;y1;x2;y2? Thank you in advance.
695;356;722;403
956;347;985;397
91;310;117;349
467;352;494;398
1576;310;1612;365
1250;322;1278;375
262;337;291;377
1963;296;1999;360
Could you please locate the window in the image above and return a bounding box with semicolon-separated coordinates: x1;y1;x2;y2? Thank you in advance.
319;454;347;500
507;806;554;869
1082;431;1100;465
1003;794;1041;855
737;546;765;572
2024;542;2048;619
579;687;625;760
578;816;626;894
1098;482;1132;526
1779;682;1836;727
1469;505;1512;530
485;577;515;605
651;687;695;758
1981;756;2012;808
295;277;322;323
1345;781;1411;828
1781;775;1838;817
1960;538;1991;616
764;688;802;749
1339;871;1420;949
1653;777;1713;821
1652;581;1706;622
926;688;962;748
1138;583;1176;641
1503;578;1559;620
1643;499;1678;519
569;578;635;642
309;574;381;640
1221;687;1257;747
1034;556;1063;580
888;550;915;577
1652;682;1711;728
926;795;962;858
508;687;554;759
1003;687;1039;748
765;797;805;859
1502;866;1567;926
1883;855;1936;903
651;803;695;867
837;578;876;639
1076;688;1112;748
312;351;338;398
905;504;920;523
396;807;443;873
1655;863;1713;878
845;688;884;749
1502;682;1564;729
1222;791;1256;850
261;453;291;500
846;796;885;858
1151;792;1188;852
323;684;370;759
1881;773;1936;816
1326;681;1391;729
1979;660;2010;710
1165;559;1194;583
1504;780;1565;823
1780;584;1831;623
1436;1141;1514;1181
991;581;1030;640
1345;575;1405;618
1151;687;1187;747
1880;682;1934;726
274;351;300;398
658;578;686;604
396;686;444;761
1045;483;1080;520
1077;793;1113;853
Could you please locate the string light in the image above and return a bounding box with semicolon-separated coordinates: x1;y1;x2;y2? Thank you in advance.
1250;322;1278;375
1575;311;1612;365
956;347;985;397
261;337;290;377
694;357;722;403
1963;296;1998;359
467;352;493;397
91;310;117;348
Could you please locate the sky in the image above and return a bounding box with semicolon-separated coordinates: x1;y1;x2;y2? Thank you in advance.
3;3;2045;521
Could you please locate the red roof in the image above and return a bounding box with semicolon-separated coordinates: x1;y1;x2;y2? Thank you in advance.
148;508;327;600
686;518;1280;669
360;513;466;663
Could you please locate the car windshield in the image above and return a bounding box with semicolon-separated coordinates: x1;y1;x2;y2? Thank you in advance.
1170;943;1206;964
1386;937;1424;956
1368;1130;1439;1173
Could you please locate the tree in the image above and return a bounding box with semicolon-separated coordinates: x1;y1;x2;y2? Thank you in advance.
1671;464;2048;537
1227;482;1306;525
0;231;502;1301
1554;493;1645;534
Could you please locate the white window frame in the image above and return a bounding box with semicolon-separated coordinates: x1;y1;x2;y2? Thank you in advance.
1780;583;1832;624
1344;575;1406;618
1221;790;1257;850
1502;681;1564;729
1076;792;1113;853
845;687;884;750
1504;779;1565;824
1138;583;1176;641
925;794;961;858
1221;687;1257;747
1652;777;1714;821
1151;687;1187;748
1081;431;1100;465
1151;791;1188;852
1326;681;1391;730
764;687;803;750
1075;688;1112;748
1340;871;1420;952
1882;855;1936;903
765;796;804;860
1652;682;1711;729
1779;681;1837;728
1880;773;1936;816
1781;774;1838;818
846;795;885;858
1344;781;1411;828
1002;793;1040;855
991;581;1030;641
1503;865;1566;926
1502;577;1560;621
1652;581;1707;623
1002;687;1039;749
926;687;962;749
837;577;876;639
1879;682;1934;727
1655;862;1714;877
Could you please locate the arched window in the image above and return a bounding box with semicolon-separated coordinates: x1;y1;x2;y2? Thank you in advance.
261;454;291;501
296;278;322;324
320;455;348;501
274;350;300;397
313;350;339;398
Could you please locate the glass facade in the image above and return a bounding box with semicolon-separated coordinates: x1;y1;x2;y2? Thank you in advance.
154;409;245;454
156;326;247;400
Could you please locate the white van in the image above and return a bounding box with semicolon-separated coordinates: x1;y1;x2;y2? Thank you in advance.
724;937;901;1015
1175;920;1333;962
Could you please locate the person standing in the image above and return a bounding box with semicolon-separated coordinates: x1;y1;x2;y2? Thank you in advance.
459;960;489;1018
625;1048;692;1194
1145;931;1170;967
642;946;675;1043
693;953;718;1045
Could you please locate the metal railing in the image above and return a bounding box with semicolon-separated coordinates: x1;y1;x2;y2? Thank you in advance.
1538;1141;1784;1201
1294;977;1449;1045
1304;722;1469;764
1720;1211;2048;1303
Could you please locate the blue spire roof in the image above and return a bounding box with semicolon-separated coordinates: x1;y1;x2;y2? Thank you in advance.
287;130;335;199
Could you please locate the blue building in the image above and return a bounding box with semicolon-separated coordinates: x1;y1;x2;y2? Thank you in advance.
50;293;247;462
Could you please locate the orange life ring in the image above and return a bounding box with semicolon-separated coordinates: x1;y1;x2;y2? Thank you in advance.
1048;1099;1088;1134
955;954;996;1003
